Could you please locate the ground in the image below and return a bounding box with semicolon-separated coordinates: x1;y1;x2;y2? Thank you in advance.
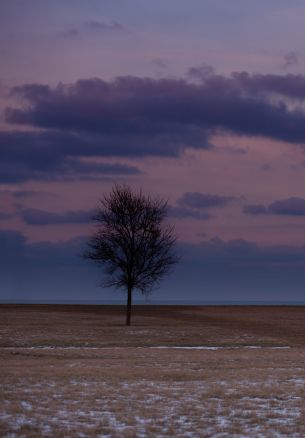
1;305;305;437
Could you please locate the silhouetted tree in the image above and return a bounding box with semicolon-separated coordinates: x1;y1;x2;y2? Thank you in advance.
84;185;178;325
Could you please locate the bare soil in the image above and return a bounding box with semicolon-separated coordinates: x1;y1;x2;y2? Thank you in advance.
1;305;305;437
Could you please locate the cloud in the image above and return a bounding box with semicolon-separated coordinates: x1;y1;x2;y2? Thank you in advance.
6;77;213;148
183;237;305;269
20;208;94;225
283;51;299;69
178;192;235;209
62;28;80;38
84;20;125;33
18;203;212;226
230;71;305;99
13;190;59;200
0;212;13;220
0;130;142;182
244;197;305;216
167;192;235;222
5;70;305;183
187;64;215;81
151;58;167;69
167;206;211;220
60;20;126;39
260;163;272;172
7;72;305;147
65;159;141;176
269;197;305;216
243;204;268;215
9;83;51;100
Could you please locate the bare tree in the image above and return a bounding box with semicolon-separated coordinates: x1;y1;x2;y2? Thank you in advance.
84;185;178;325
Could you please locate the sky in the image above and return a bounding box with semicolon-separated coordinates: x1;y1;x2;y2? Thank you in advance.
2;0;305;303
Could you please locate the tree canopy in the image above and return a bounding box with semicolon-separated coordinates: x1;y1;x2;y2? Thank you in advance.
84;185;178;324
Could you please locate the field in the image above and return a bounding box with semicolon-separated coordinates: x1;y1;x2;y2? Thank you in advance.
1;305;305;437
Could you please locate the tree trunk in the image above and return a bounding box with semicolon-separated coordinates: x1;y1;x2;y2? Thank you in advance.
126;284;132;326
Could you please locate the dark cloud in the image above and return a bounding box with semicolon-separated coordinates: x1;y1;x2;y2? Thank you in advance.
178;192;235;209
62;28;80;38
244;197;305;216
20;208;94;225
184;237;305;267
243;204;268;215
5;71;305;183
260;163;272;172
7;72;305;149
6;77;213;147
269;197;305;216
167;206;211;220
0;130;141;182
230;71;305;99
152;58;167;69
0;212;13;220
13;190;59;200
66;159;141;176
0;128;208;167
9;83;51;100
0;230;82;265
60;20;126;39
84;20;125;33
187;64;215;81
283;51;299;69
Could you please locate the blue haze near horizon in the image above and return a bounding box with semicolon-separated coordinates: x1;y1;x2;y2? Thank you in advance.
1;232;305;304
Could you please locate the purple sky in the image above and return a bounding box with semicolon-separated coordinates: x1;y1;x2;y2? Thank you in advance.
2;1;305;303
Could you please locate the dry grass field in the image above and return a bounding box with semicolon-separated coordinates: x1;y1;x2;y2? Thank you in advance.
1;304;305;437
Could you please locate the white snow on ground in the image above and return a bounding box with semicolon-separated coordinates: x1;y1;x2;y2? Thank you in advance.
149;345;291;350
20;401;32;411
1;346;100;350
1;378;304;437
1;345;291;350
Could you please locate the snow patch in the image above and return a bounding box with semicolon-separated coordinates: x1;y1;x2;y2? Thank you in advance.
149;345;291;350
20;401;32;411
1;345;291;351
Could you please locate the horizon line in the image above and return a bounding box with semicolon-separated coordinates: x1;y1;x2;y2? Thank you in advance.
1;299;305;306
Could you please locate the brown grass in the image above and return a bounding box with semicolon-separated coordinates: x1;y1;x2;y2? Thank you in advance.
1;305;305;436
